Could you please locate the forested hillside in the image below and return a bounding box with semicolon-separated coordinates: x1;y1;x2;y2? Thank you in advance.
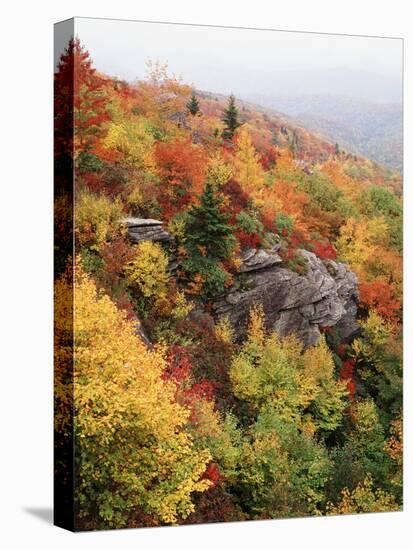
248;94;403;172
54;39;403;530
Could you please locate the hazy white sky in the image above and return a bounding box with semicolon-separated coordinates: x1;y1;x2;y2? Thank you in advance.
69;17;402;103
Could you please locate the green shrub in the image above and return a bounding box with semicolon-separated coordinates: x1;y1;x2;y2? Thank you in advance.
76;152;105;173
183;255;229;299
236;210;264;235
275;212;294;236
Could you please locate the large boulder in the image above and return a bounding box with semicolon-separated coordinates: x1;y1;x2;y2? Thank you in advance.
213;249;359;347
123;218;172;243
239;246;283;273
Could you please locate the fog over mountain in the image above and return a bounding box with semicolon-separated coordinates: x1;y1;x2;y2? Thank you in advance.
72;18;403;171
74;18;402;99
245;67;401;104
247;93;403;171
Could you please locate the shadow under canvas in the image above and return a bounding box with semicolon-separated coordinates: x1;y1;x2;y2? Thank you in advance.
24;508;53;525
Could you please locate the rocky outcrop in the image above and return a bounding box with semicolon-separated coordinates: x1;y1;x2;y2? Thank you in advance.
213;249;359;347
123;218;172;244
239;245;283;273
121;216;359;348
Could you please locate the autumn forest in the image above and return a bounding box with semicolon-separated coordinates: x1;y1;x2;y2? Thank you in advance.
54;36;403;530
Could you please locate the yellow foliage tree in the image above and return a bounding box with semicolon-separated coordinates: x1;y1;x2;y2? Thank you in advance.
75;190;124;252
230;306;348;432
327;475;398;515
234;126;265;195
207;152;233;187
103;118;157;172
384;417;403;494
55;264;211;529
215;316;235;344
352;310;392;364
336;216;389;275
125;240;169;302
274;146;296;173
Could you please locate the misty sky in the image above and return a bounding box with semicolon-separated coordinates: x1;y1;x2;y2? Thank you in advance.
67;17;402;104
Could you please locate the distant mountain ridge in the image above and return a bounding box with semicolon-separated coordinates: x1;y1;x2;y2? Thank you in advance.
246;93;402;172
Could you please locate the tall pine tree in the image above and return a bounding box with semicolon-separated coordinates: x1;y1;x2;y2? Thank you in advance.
187;92;200;116
183;182;236;298
185;182;235;260
222;94;240;141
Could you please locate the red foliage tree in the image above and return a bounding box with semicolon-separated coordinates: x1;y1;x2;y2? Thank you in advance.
164;345;194;385
260;145;279;170
201;462;221;487
222;179;251;215
54;39;74;159
100;235;135;276
172;319;238;412
183;486;243;524
310;239;337;260
55;38;110;158
163;344;217;427
340;358;356;399
72;38;110;153
155;138;207;219
235;230;261;249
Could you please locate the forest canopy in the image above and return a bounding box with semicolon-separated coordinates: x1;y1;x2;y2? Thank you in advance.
54;38;403;530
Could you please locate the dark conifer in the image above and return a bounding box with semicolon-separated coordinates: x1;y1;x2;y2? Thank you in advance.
222;94;240;140
185;182;235;260
187;92;200;116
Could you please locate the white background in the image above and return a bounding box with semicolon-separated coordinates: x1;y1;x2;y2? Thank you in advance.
0;1;411;548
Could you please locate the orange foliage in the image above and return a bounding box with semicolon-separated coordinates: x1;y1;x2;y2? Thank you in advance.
359;279;401;323
272;180;311;239
321;160;366;198
275;147;296;172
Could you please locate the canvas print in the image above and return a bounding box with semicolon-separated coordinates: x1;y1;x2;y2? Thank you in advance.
54;17;403;531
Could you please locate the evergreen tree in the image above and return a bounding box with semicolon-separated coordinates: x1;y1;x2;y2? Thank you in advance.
183;182;236;298
222;94;240;140
335;142;341;156
187;92;201;116
185;182;235;260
